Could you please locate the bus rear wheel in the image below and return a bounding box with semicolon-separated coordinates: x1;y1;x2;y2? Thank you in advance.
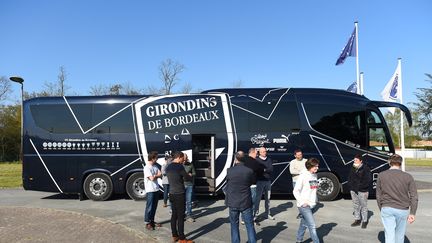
317;172;340;201
83;172;113;201
126;172;146;201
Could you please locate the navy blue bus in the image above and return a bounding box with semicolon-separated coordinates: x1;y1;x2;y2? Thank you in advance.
23;88;411;201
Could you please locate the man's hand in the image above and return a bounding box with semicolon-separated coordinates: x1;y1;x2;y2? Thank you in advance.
301;203;309;208
408;214;415;224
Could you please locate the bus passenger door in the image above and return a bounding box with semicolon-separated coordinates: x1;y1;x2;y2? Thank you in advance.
192;135;215;195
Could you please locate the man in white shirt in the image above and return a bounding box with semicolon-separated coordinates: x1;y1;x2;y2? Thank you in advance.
144;151;162;230
290;149;307;188
293;158;320;243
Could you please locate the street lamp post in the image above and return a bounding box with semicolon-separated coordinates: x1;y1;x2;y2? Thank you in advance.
10;76;24;162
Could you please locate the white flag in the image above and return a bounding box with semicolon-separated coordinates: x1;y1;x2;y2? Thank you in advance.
347;81;358;93
381;62;401;113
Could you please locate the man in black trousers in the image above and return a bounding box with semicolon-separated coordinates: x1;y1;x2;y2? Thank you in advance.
166;151;193;243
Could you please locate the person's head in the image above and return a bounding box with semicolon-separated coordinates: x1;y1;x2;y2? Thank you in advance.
147;151;158;165
172;151;185;163
388;154;403;167
305;158;319;173
165;154;172;163
259;147;267;158
248;147;257;158
235;151;245;164
294;149;303;160
353;154;363;166
183;153;189;164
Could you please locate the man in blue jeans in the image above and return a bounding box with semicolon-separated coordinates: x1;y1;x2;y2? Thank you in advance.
225;151;256;243
143;151;162;230
376;154;418;243
183;153;196;222
293;158;320;243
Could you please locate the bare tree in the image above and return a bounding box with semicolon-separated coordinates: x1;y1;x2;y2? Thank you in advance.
42;66;70;96
181;82;193;94
89;84;109;96
90;82;142;96
159;59;185;95
144;85;163;95
122;82;143;95
58;66;67;96
0;76;11;102
231;79;244;88
109;84;122;95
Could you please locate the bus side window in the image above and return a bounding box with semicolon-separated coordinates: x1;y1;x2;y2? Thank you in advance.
367;111;383;124
304;103;366;148
368;127;390;153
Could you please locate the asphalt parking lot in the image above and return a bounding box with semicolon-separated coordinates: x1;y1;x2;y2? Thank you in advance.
1;168;431;243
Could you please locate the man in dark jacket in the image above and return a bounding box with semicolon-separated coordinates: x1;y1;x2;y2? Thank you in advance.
255;146;275;220
226;151;257;243
348;154;372;228
240;148;265;225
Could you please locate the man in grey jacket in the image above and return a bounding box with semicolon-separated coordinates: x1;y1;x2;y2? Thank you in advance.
376;154;418;243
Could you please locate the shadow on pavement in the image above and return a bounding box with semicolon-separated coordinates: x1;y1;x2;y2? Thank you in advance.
271;201;294;217
187;217;229;240
42;193;78;200
257;221;288;243
302;222;337;243
378;231;411;243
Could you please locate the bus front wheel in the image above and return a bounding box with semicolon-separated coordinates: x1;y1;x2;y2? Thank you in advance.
83;172;113;201
317;172;340;201
126;172;146;201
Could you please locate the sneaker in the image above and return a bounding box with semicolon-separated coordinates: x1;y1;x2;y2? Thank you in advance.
178;239;194;243
172;236;179;242
153;222;162;227
361;221;368;229
146;223;154;230
186;217;195;222
241;220;244;225
267;215;275;220
192;201;198;208
163;203;168;208
254;219;260;226
351;220;361;227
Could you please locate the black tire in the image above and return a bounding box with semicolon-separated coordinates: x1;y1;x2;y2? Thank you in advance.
83;172;113;201
317;172;340;201
126;172;146;201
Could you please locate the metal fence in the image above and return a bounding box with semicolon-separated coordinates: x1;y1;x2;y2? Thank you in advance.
396;149;432;159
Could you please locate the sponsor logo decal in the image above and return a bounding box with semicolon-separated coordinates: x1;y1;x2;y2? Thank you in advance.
42;139;120;150
251;134;270;145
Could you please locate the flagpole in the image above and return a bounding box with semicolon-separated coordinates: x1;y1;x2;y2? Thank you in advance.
355;21;360;94
360;72;364;95
398;58;406;171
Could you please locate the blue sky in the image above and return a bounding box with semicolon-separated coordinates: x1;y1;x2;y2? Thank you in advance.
1;0;431;106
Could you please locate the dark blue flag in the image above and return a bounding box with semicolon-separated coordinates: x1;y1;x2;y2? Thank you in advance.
335;27;356;65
